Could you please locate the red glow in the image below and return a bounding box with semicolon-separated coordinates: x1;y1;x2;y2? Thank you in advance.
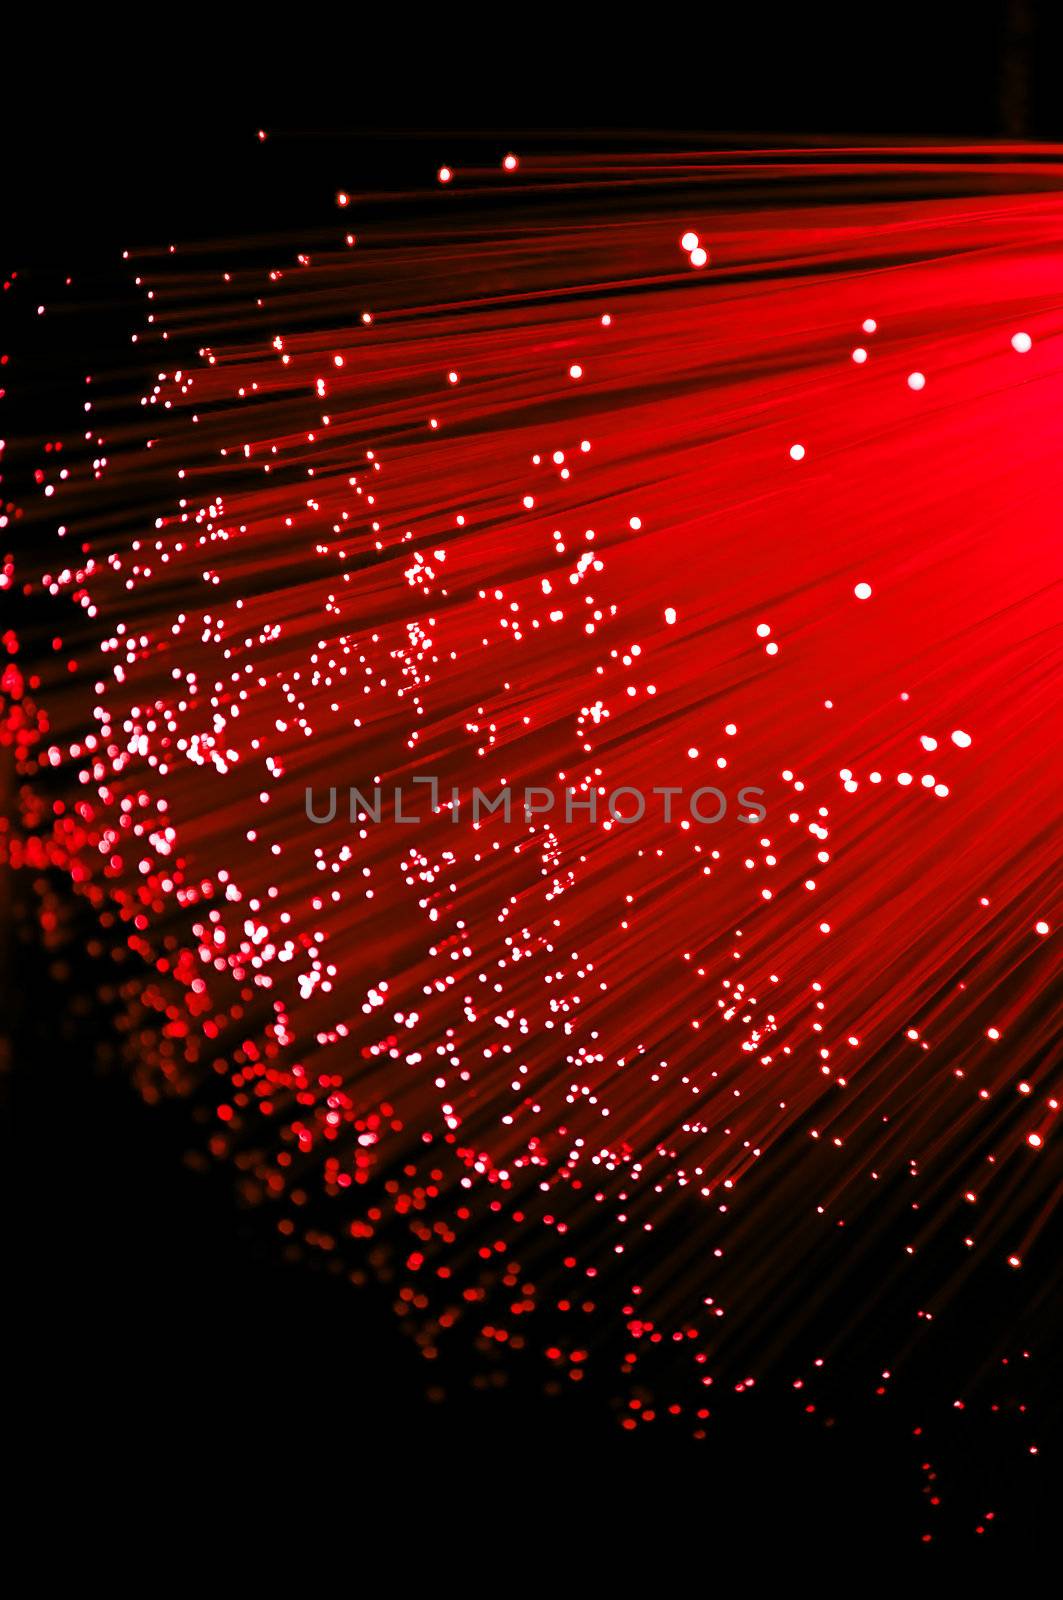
3;145;1059;1520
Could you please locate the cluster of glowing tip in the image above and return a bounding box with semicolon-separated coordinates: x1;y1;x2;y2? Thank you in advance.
3;142;1059;1540
680;230;709;269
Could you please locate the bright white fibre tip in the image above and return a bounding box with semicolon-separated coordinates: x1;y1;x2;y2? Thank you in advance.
789;443;806;461
853;581;872;600
680;231;699;252
862;318;878;334
951;729;972;748
907;371;925;391
690;247;708;268
1011;331;1032;353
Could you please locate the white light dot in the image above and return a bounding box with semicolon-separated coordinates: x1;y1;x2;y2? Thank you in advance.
756;623;771;638
687;747;699;759
629;516;642;531
1027;1132;1043;1148
569;364;583;380
950;729;972;748
862;318;878;334
907;371;925;391
789;443;806;461
1035;920;1049;935
1011;331;1032;353
680;231;699;252
765;641;779;656
503;153;518;171
851;347;868;364
690;247;708;268
438;167;452;184
853;581;872;600
664;606;677;625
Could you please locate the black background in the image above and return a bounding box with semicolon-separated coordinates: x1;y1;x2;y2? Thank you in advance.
5;6;1057;1564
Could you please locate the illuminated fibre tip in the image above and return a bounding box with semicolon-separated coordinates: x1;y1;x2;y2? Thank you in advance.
1027;1133;1043;1148
852;347;868;363
854;581;873;599
438;166;452;183
789;443;806;461
690;247;709;268
680;231;699;251
950;729;973;747
1035;920;1050;935
862;317;878;333
503;153;518;171
664;606;677;624
1011;331;1033;353
336;192;350;208
907;371;926;391
569;364;583;379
